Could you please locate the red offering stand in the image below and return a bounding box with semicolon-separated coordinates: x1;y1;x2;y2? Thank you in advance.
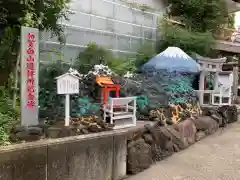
102;84;120;104
96;76;120;105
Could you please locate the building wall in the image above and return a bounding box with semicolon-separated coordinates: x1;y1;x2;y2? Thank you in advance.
40;0;164;63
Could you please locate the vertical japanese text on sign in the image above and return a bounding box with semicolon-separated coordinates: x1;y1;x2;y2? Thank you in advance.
26;33;36;109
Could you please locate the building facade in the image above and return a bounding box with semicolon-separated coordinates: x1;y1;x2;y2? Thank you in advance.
40;0;164;63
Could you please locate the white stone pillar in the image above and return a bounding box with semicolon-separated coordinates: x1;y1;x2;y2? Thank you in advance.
214;71;219;90
199;70;205;105
233;66;239;100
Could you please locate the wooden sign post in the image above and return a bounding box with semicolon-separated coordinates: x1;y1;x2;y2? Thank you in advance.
56;73;80;126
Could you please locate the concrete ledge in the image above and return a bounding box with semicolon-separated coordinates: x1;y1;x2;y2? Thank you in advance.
0;121;151;180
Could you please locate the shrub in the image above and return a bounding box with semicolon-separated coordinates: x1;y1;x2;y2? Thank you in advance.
157;20;215;56
167;0;228;32
75;43;138;75
75;43;113;74
39;61;70;120
134;42;157;69
0;86;19;145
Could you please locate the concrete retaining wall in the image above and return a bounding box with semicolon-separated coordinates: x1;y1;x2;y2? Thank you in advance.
40;0;164;63
0;126;141;180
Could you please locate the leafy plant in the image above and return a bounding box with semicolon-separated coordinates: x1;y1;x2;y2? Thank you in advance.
0;0;71;85
157;20;215;56
167;0;228;32
227;14;235;29
39;61;70;120
75;43;137;75
107;56;137;75
0;86;20;145
134;42;156;69
75;43;113;74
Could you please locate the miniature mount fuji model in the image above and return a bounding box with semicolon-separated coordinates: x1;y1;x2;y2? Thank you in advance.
141;47;200;73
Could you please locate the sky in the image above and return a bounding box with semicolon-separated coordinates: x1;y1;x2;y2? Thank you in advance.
235;12;240;28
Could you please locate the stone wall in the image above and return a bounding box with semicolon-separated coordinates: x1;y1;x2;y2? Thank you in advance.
127;105;238;174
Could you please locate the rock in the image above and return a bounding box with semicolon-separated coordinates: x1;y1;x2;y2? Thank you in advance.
201;106;215;116
151;126;171;151
195;131;206;141
11;124;27;133
94;118;107;128
158;126;172;140
72;121;82;128
81;128;89;134
127;138;152;174
225;106;238;123
27;127;43;135
58;127;71;138
13;126;43;142
69;128;79;136
192;116;219;134
9;133;18;142
37;123;50;131
15;131;27;140
177;119;197;145
210;114;223;125
46;127;61;138
88;124;101;132
16;131;42;142
142;133;153;145
165;141;175;154
173;144;180;152
145;126;172;161
166;126;186;150
77;124;87;130
151;144;162;161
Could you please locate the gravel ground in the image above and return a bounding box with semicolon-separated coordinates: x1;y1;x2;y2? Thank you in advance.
127;122;240;180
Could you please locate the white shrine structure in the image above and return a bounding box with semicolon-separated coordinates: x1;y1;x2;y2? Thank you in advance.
195;54;234;106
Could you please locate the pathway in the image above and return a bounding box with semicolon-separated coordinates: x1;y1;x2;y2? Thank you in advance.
127;122;240;180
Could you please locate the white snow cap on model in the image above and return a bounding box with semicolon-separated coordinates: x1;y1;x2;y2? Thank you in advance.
141;47;200;73
159;47;192;60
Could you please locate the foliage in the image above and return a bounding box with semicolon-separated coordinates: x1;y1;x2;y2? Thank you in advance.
134;42;156;69
157;20;215;56
227;14;235;29
160;0;230;56
39;61;70;120
0;0;70;36
167;0;228;32
73;98;100;117
0;87;20;145
107;57;137;75
75;43;113;74
0;0;71;85
75;43;142;75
